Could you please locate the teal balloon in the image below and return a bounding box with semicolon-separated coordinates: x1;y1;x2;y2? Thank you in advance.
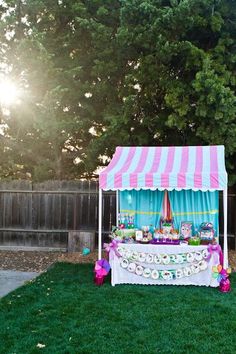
82;247;90;255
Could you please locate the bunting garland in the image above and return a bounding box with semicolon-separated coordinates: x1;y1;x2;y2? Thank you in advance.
120;257;208;280
117;246;209;265
118;247;210;281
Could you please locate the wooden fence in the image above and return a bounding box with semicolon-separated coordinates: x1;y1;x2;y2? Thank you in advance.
0;180;235;250
0;180;115;249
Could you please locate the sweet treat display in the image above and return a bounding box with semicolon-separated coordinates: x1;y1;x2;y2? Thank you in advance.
180;221;193;239
198;222;216;244
188;236;201;246
110;216;218;248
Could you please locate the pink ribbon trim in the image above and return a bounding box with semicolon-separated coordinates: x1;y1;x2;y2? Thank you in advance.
104;240;121;259
207;244;223;265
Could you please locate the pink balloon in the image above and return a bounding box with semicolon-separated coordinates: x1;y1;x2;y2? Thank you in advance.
219;278;231;293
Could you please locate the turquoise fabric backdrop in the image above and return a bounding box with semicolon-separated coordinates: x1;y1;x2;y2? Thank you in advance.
168;190;219;236
119;190;164;229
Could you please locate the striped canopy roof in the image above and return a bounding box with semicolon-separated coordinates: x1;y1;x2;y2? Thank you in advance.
99;146;227;191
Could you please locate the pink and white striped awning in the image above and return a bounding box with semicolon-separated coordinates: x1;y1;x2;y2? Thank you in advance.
99;146;227;191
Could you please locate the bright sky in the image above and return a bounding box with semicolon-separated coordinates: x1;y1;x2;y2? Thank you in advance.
0;79;19;106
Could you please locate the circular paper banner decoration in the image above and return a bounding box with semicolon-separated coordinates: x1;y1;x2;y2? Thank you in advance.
117;247;210;266
119;257;208;281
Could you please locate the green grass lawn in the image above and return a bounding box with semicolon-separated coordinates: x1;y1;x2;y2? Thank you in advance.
0;263;235;354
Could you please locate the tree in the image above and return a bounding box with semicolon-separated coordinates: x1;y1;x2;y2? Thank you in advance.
0;0;122;180
0;0;235;183
109;0;236;182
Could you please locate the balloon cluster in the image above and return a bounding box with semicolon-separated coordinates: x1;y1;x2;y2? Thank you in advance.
94;259;111;286
212;264;231;293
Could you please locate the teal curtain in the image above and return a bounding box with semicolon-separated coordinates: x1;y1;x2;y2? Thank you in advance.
119;190;164;229
168;190;219;237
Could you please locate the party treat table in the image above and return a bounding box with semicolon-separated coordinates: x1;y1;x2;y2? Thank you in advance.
109;243;220;287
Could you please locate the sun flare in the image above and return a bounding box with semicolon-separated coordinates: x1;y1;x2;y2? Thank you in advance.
0;79;19;106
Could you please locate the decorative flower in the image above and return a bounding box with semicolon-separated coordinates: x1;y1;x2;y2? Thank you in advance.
212;264;231;282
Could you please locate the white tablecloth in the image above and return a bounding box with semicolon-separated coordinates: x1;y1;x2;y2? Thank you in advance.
109;243;219;287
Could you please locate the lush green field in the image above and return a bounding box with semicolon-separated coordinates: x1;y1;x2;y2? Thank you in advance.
0;263;235;354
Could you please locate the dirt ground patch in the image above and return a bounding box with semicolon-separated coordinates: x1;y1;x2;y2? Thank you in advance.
0;251;98;273
0;249;235;273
